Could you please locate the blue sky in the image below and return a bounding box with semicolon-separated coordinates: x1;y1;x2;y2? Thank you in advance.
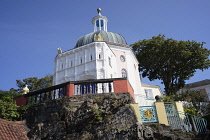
0;0;210;92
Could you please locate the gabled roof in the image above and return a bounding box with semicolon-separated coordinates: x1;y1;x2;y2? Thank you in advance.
184;79;210;89
0;119;28;140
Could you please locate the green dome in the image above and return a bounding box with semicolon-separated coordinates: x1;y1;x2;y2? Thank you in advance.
75;30;127;48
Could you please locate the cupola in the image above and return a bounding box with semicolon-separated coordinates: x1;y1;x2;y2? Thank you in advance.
75;8;127;48
92;8;108;32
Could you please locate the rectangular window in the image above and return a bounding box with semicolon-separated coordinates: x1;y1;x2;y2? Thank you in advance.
71;61;73;67
145;89;154;99
90;54;93;61
108;57;111;67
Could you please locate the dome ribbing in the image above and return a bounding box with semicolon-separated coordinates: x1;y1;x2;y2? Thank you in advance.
75;30;127;48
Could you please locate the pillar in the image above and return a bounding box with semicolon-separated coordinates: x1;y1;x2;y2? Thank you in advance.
175;102;184;112
66;84;74;97
113;79;135;100
130;103;142;124
154;102;169;125
14;96;27;107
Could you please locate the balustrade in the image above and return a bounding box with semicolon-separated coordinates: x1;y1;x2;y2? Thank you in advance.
74;81;113;95
14;78;127;106
25;83;67;105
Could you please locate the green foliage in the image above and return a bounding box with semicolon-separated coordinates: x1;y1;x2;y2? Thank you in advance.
184;106;197;115
15;74;53;93
0;91;20;121
0;74;53;121
17;105;30;120
177;90;206;103
131;34;210;95
162;95;175;102
162;90;207;116
177;90;206;116
92;108;103;121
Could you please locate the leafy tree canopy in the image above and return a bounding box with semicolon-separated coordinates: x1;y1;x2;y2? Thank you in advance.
0;91;20;121
14;74;53;93
0;74;53;121
131;34;210;95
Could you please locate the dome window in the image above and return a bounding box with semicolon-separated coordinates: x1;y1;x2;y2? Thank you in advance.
96;19;104;27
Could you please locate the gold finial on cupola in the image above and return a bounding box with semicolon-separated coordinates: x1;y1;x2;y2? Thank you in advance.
97;8;102;15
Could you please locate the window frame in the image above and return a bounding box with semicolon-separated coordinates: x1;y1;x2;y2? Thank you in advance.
121;69;127;78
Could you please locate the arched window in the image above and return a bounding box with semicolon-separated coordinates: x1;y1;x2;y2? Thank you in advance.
120;55;125;62
121;69;127;78
90;54;93;61
99;54;101;59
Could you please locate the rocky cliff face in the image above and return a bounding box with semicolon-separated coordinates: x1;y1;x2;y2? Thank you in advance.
24;93;200;140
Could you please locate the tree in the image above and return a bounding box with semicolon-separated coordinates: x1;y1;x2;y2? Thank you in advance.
162;90;207;116
0;91;20;121
15;74;53;93
131;34;210;95
0;75;53;121
0;90;29;121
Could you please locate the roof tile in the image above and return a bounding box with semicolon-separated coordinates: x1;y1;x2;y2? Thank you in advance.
0;119;28;140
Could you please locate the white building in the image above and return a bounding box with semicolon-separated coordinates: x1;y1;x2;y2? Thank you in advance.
53;8;162;106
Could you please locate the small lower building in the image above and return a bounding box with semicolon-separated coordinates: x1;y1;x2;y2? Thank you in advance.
179;79;210;101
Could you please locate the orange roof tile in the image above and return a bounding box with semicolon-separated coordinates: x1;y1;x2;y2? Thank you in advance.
0;119;28;140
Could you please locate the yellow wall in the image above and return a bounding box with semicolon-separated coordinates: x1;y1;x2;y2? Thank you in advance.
130;104;142;124
175;102;184;112
175;102;185;119
154;102;169;125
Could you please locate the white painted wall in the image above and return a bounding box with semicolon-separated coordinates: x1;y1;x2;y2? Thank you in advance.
109;45;143;95
136;84;163;106
54;42;117;85
53;41;163;106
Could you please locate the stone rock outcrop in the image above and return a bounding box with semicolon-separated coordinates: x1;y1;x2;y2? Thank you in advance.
24;92;203;140
24;93;154;140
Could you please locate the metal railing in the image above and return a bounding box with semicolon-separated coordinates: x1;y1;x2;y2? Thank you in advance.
165;107;208;134
18;78;127;106
164;102;175;109
192;115;208;134
165;107;192;132
25;82;68;105
135;94;155;106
